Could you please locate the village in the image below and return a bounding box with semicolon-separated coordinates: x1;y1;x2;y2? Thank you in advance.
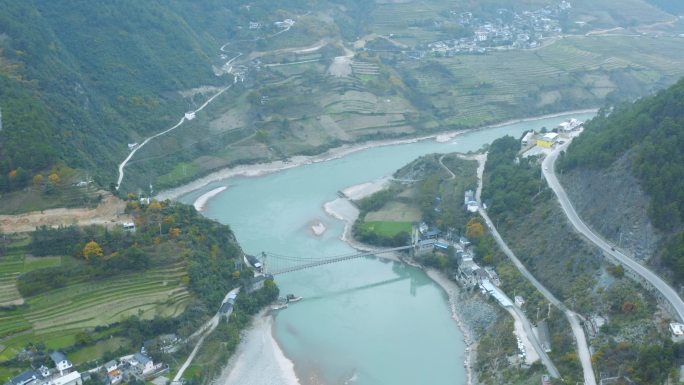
426;1;571;55
5;347;168;385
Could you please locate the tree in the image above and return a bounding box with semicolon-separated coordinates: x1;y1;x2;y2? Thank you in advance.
83;240;104;260
32;174;44;187
48;173;60;186
466;218;485;239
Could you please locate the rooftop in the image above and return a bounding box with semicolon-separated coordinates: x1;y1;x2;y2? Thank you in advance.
50;351;68;364
133;352;152;365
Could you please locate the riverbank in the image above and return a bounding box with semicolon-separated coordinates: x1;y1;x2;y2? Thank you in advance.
325;179;479;384
425;269;478;385
216;309;300;385
158;109;598;203
324;176;506;385
193;186;227;212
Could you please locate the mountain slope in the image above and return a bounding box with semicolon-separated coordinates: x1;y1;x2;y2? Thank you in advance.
558;78;684;283
0;1;233;190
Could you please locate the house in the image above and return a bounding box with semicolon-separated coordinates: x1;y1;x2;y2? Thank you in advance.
131;352;155;375
418;222;429;235
50;351;72;376
51;372;82;385
434;241;450;251
248;21;261;30
219;301;233;316
127;143;138;150
246;254;263;271
514;295;525;307
104;361;118;374
7;370;41;385
670;323;684;340
535;132;558;148
459;236;471;248
521;131;534;146
122;222;136;231
464;190;475;205
184;112;196;121
424;229;441;239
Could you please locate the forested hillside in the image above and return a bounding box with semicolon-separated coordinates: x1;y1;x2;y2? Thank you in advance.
1;0;683;203
558;78;684;283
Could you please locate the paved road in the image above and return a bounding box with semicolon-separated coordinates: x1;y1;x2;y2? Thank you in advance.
173;287;240;382
475;154;596;385
543;143;684;322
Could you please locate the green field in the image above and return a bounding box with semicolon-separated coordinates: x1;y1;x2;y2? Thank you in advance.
359;221;413;237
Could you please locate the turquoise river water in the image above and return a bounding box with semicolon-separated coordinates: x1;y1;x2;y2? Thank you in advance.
179;112;595;385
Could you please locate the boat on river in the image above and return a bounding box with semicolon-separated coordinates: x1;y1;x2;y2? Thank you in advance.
286;294;302;303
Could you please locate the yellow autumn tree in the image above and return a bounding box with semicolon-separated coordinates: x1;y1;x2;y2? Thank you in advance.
83;240;104;261
48;173;60;186
32;174;44;187
465;218;485;239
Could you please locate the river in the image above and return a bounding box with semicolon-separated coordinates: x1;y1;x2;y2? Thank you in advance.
177;111;595;385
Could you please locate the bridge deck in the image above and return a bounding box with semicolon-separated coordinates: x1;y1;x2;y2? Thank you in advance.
267;245;413;275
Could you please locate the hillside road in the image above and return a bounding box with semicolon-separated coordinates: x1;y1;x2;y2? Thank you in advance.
475;154;596;385
542;142;684;322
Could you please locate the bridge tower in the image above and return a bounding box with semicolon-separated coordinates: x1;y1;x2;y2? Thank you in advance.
261;251;268;274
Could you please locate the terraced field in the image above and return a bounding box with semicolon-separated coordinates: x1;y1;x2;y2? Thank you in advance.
399;35;684;126
0;260;190;361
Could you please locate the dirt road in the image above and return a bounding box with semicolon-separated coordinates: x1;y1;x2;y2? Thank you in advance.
0;193;131;233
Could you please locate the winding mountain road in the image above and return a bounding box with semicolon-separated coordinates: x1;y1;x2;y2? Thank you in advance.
543;142;684;322
116;84;232;190
475;153;596;385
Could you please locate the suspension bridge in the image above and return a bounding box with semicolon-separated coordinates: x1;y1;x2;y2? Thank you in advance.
250;245;414;276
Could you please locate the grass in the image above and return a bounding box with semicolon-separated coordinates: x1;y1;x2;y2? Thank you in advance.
366;202;422;222
358;221;412;237
69;337;131;365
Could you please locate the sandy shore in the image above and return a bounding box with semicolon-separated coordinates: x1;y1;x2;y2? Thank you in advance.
158;109;598;204
193;186;227;212
216;310;300;385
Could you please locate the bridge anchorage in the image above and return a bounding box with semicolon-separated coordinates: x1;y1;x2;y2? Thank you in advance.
248;245;414;276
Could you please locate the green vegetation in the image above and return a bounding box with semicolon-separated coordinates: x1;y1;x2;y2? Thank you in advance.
352;154;477;246
3;1;684;200
558;78;684;284
559;78;684;230
482;136;547;220
357;221;412;237
0;199;272;372
482;135;684;382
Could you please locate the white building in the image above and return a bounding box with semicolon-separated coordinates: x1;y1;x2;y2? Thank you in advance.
50;352;72;376
521;131;534;146
131;352;155;375
184;111;196;120
49;371;82;385
670;323;684;340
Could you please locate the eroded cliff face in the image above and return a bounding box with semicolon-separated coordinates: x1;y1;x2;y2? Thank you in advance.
560;151;659;262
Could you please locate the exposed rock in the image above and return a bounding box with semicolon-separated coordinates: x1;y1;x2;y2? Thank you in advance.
560;151;660;261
